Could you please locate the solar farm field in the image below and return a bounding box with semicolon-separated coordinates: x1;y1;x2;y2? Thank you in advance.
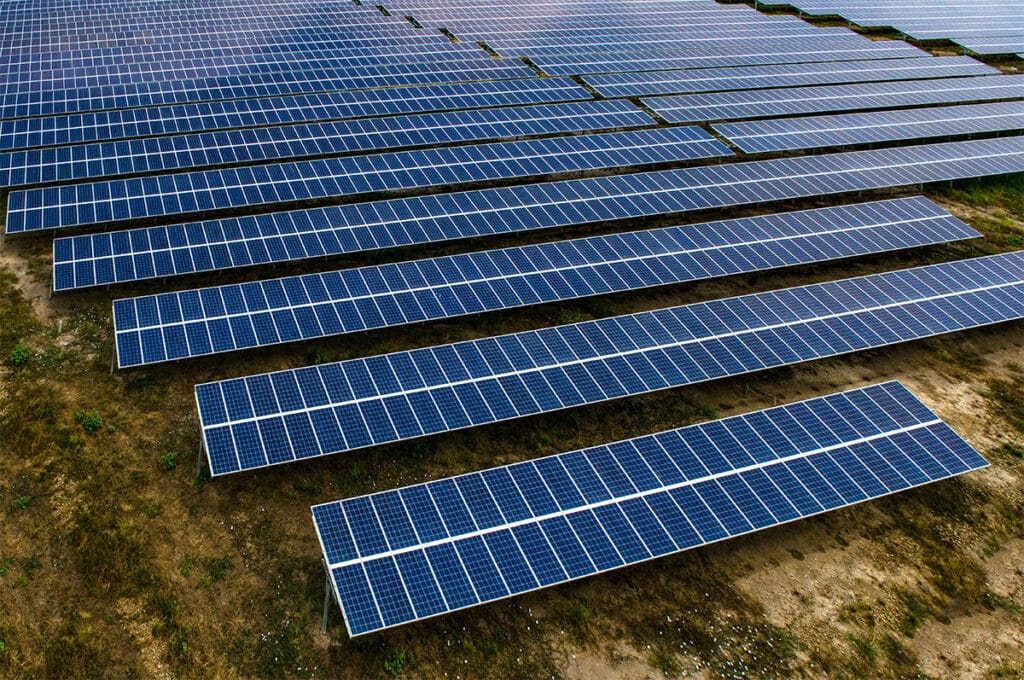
0;0;1022;678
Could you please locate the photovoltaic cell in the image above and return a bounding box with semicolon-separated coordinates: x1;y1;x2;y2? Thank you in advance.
112;197;977;368
312;381;988;635
196;251;1024;476
50;136;1024;291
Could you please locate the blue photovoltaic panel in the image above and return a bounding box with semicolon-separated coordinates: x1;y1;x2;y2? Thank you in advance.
50;136;1024;291
312;381;988;636
582;56;998;98
530;41;926;76
0;58;540;119
713;101;1024;154
0;99;653;189
8;127;728;231
752;1;1022;55
482;26;859;52
643;75;1024;124
952;37;1024;56
0;78;592;152
112;197;978;368
5;42;497;89
196;251;1024;476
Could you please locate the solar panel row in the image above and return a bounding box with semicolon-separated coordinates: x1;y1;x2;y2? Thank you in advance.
0;99;653;190
582;56;998;98
714;100;1024;154
313;381;988;635
112;197;977;369
8;43;500;88
0;59;541;119
530;41;926;76
50;136;1024;292
8;126;728;232
758;0;1023;55
196;251;1024;476
0;78;591;152
644;74;1024;124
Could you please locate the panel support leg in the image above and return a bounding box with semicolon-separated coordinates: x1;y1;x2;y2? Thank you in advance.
321;566;332;634
196;438;206;478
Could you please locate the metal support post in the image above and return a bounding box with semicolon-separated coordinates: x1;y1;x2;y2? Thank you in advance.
321;565;332;634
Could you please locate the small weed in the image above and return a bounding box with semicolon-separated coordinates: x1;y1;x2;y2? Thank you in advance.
193;468;209;490
201;556;232;586
895;589;931;636
145;503;162;519
982;375;1024;435
986;591;1023;615
697;402;719;420
847;633;878;664
383;648;411;676
838;599;875;628
106;424;116;433
179;557;194;578
0;556;12;577
14;496;32;510
558;309;584;325
560;599;593;642
995;442;1024;460
160;452;179;470
75;409;103;433
649;645;681;676
7;343;30;366
309;348;335;365
20;554;42;579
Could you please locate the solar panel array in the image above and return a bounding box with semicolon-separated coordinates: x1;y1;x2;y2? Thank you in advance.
4;0;1018;640
0;99;656;190
50;137;1024;292
112;197;979;369
582;57;998;98
714;101;1024;154
0;78;592;152
196;251;1024;476
8;126;729;232
313;380;989;635
756;0;1023;56
645;74;1024;124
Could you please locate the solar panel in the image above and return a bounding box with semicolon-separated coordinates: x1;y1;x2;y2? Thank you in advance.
643;74;1024;124
714;101;1024;154
0;78;591;152
5;38;479;75
0;58;540;119
531;41;926;76
10;43;503;89
312;380;988;636
583;56;998;98
9;127;728;232
196;251;1024;476
487;30;866;59
482;26;855;51
754;0;1024;55
0;99;653;189
50;136;1024;291
112;197;978;369
953;37;1024;55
